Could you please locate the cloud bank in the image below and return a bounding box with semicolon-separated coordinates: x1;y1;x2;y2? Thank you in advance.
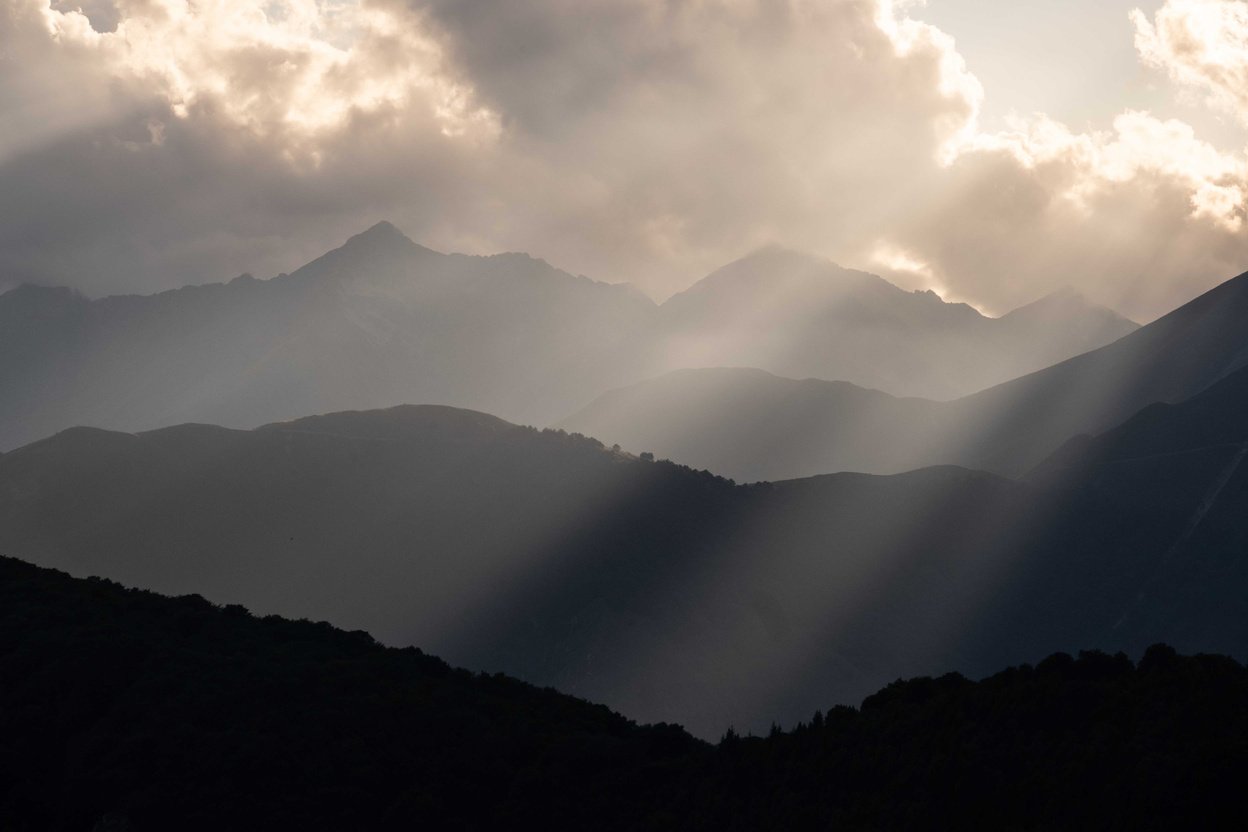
3;0;1248;319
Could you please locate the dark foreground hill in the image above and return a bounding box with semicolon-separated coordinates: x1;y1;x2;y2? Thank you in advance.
3;390;1244;736
2;556;1246;831
0;556;696;832
563;267;1248;480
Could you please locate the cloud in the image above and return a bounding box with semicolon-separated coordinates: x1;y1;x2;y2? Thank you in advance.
412;0;984;287
1132;0;1248;125
884;108;1248;320
2;0;1247;322
0;0;503;288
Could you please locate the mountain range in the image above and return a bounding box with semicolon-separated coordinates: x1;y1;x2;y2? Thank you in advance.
563;267;1248;480
650;247;1137;399
3;355;1245;736
5;556;1244;830
0;223;1134;451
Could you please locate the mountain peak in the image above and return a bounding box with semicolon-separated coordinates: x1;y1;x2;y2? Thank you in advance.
669;246;874;304
1002;286;1136;328
344;220;419;250
734;244;836;272
288;221;436;286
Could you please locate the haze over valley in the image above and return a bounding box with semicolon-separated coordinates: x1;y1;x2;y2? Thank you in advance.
6;0;1248;827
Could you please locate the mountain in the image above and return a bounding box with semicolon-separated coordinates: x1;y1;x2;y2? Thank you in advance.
0;401;1227;737
0;222;656;450
650;247;1137;400
0;555;698;831
3;556;1246;830
948;266;1248;474
562;268;1248;481
0;229;1135;453
560;367;953;482
1025;363;1248;656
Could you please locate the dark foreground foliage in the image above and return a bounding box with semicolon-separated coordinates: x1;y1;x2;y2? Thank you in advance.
0;557;699;831
2;556;1246;831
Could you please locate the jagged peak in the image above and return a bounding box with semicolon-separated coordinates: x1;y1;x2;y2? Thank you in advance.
340;220;423;253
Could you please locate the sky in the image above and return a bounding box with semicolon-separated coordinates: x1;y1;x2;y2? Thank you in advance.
4;0;1248;320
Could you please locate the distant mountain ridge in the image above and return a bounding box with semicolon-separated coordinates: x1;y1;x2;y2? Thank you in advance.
652;246;1137;400
0;222;657;450
0;223;1135;451
562;267;1248;480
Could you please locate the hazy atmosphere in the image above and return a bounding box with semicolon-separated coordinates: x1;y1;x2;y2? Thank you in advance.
6;0;1248;319
4;2;1248;829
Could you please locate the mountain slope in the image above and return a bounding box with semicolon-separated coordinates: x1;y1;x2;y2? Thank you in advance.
0;555;697;831
0;222;656;450
1025;364;1248;655
0;230;1135;452
0;404;1206;737
560;367;953;481
950;267;1248;474
651;247;1136;400
563;268;1248;481
4;557;1246;831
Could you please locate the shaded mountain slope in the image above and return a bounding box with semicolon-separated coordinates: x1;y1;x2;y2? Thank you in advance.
563;268;1248;481
0;556;697;832
0;222;655;450
1025;364;1248;656
0;229;1134;452
3;557;1246;831
951;266;1248;474
560;367;952;481
652;247;1136;400
0;404;1212;737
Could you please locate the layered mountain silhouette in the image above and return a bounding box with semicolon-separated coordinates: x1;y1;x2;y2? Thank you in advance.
0;222;655;450
563;267;1248;480
0;224;1133;452
4;556;1245;830
560;367;953;482
3;375;1244;736
1026;363;1248;656
652;247;1136;399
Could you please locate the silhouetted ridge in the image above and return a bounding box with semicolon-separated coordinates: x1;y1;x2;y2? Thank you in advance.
1000;285;1137;329
567;264;1248;481
261;404;520;442
0;283;85;305
344;218;422;250
950;265;1248;474
0;224;1140;450
0;555;699;831
5;398;1231;736
670;246;880;298
559;367;950;481
1;556;1245;830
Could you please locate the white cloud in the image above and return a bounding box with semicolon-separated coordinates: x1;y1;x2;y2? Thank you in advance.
890;109;1248;319
2;0;1248;322
1133;0;1248;125
19;0;497;148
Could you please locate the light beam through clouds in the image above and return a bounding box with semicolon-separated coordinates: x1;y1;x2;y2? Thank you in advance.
3;0;1248;320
